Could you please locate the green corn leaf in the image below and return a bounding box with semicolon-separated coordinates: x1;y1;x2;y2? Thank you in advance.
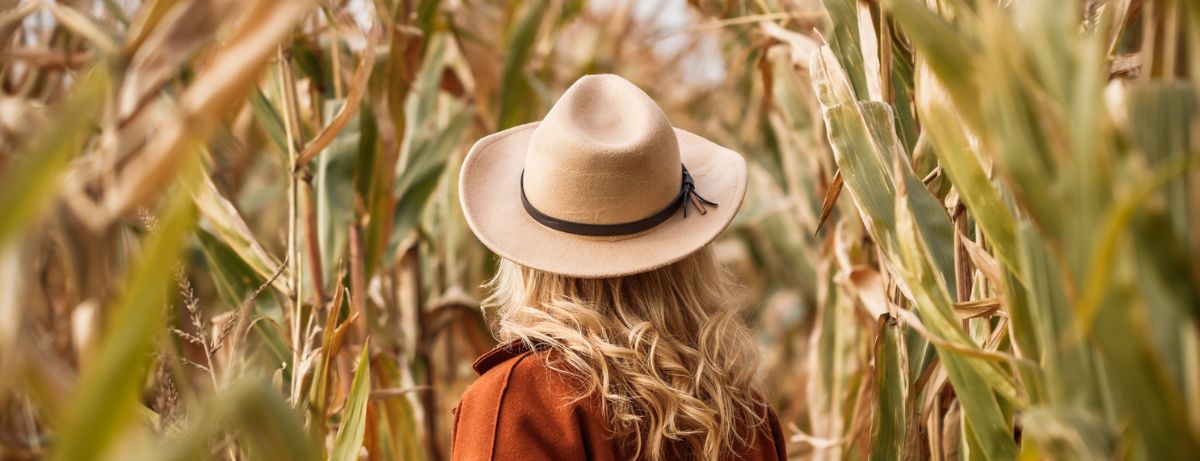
316;99;361;286
415;0;439;41
1132;209;1200;410
353;104;392;275
813;42;1023;459
861;103;958;291
331;344;372;461
893;187;1019;461
819;0;869;100
410;35;448;133
916;74;1021;275
392;106;473;239
1019;407;1114;460
808;263;862;460
886;19;919;153
811;45;956;295
973;12;1061;235
194;172;291;294
373;354;424;461
881;0;982;129
497;0;548;130
1125;82;1200;321
1017;224;1102;410
1091;281;1200;459
869;314;906;460
195;228;266;309
813;43;1018;362
1001;263;1045;404
250;87;290;157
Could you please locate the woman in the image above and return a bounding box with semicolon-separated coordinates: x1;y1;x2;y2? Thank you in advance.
453;74;786;460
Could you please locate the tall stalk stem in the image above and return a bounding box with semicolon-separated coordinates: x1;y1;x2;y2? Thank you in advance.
278;46;305;407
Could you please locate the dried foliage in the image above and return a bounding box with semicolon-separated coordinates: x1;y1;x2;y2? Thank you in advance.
0;0;1198;460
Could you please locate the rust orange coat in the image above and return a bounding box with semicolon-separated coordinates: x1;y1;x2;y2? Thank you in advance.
451;341;788;460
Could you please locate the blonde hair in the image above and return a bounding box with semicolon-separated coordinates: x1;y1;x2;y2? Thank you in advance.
483;245;766;460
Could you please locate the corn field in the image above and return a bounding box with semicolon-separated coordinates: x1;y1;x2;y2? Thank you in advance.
0;0;1197;459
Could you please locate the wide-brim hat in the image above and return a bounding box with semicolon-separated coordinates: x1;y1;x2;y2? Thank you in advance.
459;74;747;278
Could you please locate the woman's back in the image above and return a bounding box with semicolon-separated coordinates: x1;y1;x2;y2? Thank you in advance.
451;342;787;461
455;74;785;461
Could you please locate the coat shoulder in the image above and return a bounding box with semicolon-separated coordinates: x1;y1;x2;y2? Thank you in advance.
452;347;597;460
459;347;581;409
451;348;532;460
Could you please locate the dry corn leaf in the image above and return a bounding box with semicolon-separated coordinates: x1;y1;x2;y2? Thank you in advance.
44;1;119;54
118;0;236;119
295;17;380;166
952;298;1003;320
98;0;315;223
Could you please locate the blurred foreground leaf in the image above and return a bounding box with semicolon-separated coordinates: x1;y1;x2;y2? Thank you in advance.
0;68;106;243
50;159;199;461
155;380;318;461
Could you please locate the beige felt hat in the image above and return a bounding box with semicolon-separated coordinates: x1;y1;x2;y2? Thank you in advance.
458;74;747;278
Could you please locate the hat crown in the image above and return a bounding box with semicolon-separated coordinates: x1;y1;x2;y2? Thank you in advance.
524;74;681;225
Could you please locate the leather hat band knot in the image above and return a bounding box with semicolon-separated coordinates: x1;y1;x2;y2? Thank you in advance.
520;165;718;237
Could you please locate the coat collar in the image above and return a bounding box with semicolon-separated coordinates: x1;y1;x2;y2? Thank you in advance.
471;340;532;375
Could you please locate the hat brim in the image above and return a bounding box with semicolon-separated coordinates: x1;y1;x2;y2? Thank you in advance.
459;122;747;278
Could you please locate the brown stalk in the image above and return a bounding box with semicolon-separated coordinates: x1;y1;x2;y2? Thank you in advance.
951;205;972;331
349;220;368;342
958;233;1003;290
1159;0;1180;79
278;44;307;406
924;403;943;461
1139;0;1157;82
4;47;93;69
903;354;940;460
880;11;893;102
0;1;36;37
399;242;443;461
300;174;326;307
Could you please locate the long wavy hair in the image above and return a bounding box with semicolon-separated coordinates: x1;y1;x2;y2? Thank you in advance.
482;245;766;460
